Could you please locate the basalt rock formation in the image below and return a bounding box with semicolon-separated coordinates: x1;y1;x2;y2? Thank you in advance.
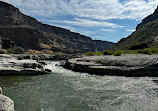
0;1;115;53
0;36;15;49
0;54;51;75
136;6;158;30
62;55;158;77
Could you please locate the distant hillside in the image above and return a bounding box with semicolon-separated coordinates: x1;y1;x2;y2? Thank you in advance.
111;6;158;50
0;1;115;54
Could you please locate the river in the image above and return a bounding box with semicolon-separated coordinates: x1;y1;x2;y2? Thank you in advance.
1;61;158;111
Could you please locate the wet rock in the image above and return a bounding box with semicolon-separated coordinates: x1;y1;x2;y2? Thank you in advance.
45;69;52;74
0;57;51;75
23;63;38;69
20;68;44;75
0;68;20;75
0;87;14;111
38;61;46;65
0;87;2;94
16;56;24;60
24;55;31;59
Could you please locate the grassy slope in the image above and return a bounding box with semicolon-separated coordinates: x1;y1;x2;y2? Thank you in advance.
111;19;158;50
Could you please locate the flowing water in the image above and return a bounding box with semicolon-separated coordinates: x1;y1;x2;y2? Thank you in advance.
1;61;158;111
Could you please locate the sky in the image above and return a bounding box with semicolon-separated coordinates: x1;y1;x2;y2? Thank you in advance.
2;0;158;43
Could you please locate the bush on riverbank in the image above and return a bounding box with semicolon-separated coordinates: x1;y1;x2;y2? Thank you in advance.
0;50;5;54
84;47;158;56
113;50;123;56
7;48;14;54
137;48;158;55
7;47;25;54
85;51;103;56
128;43;149;50
14;47;25;54
103;50;113;55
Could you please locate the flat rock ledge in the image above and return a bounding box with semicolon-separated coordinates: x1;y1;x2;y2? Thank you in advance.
0;87;14;111
61;54;158;77
0;54;51;75
13;54;78;61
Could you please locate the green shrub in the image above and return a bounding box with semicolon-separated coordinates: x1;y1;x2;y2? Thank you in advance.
85;52;96;56
121;50;138;54
85;51;103;56
103;50;113;55
0;50;5;54
95;52;103;56
7;47;25;54
7;48;14;54
137;48;158;55
14;47;25;54
113;50;122;56
129;43;149;50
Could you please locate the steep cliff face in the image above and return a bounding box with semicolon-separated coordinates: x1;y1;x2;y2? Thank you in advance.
136;6;158;30
0;1;115;53
111;6;158;50
0;27;40;49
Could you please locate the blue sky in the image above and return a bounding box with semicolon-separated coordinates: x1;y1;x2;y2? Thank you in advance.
3;0;158;42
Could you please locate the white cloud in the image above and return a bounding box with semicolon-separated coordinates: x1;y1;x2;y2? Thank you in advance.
52;24;77;32
126;29;136;32
2;0;158;42
95;36;107;39
40;18;123;28
100;29;116;32
3;0;158;20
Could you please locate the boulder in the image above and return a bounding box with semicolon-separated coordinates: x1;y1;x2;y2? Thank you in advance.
0;87;14;111
0;87;2;94
23;63;38;69
20;68;43;75
44;69;52;74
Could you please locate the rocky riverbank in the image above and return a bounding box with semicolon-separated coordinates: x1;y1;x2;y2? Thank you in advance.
13;54;79;61
0;54;51;75
0;54;79;75
0;87;14;111
61;54;158;77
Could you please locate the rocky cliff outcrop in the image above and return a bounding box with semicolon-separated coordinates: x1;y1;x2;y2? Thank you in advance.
0;1;115;53
136;6;158;30
0;36;15;49
111;6;158;50
0;27;40;49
